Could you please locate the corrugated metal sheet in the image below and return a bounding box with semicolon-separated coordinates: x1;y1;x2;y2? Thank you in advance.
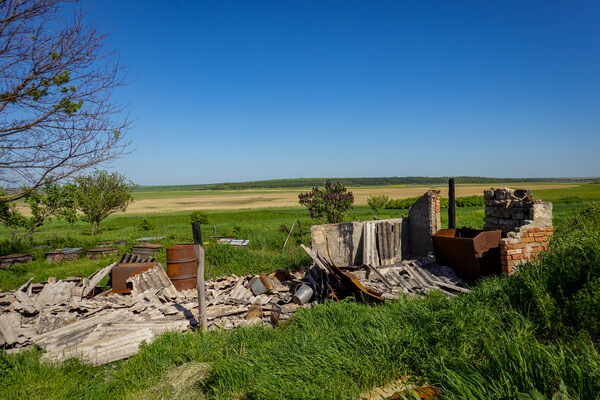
126;264;180;299
34;281;76;308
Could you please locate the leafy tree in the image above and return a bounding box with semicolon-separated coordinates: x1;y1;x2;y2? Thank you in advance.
0;0;130;203
70;170;134;235
0;181;76;245
367;194;389;217
298;181;354;224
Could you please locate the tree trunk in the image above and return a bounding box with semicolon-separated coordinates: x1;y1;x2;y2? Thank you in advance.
91;222;99;236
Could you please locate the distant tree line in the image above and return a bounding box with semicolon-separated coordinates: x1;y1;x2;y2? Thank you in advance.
143;176;596;191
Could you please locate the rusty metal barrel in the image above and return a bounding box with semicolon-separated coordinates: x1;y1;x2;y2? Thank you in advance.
166;245;197;291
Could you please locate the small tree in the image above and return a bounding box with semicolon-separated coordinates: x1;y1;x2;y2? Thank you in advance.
70;170;133;235
298;181;354;224
0;182;76;245
190;210;209;225
367;194;389;218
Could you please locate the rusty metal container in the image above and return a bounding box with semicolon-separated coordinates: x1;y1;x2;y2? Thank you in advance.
432;229;502;281
110;262;159;294
166;245;197;291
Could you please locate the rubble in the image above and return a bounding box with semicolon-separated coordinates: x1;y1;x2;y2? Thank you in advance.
0;246;469;366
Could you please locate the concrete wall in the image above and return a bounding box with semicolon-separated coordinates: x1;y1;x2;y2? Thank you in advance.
311;221;364;267
310;190;439;266
408;190;441;258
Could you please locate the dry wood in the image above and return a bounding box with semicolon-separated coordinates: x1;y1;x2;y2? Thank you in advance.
195;244;207;330
281;220;297;250
300;244;328;272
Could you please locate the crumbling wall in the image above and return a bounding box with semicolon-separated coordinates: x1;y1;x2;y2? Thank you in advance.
483;188;553;274
409;190;441;258
310;190;440;266
311;221;364;266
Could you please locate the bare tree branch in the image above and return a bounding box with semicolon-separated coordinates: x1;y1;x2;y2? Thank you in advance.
0;0;131;202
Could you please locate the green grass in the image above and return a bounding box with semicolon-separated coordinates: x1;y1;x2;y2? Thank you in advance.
2;183;600;399
2;183;600;291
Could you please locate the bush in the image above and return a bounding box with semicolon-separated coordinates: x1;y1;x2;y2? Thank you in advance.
384;196;419;210
367;194;389;217
137;218;155;232
455;195;484;207
298;181;354;224
384;195;483;209
190;210;209;225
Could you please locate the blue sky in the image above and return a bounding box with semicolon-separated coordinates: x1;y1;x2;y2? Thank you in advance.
82;1;600;185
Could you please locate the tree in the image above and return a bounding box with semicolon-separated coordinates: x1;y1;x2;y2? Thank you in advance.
298;181;354;224
70;170;133;235
0;0;130;203
0;181;76;245
367;194;389;218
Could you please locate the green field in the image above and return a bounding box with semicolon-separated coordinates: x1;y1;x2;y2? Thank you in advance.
1;182;600;291
1;182;600;399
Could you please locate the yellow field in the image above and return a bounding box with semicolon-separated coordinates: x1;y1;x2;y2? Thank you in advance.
124;184;576;214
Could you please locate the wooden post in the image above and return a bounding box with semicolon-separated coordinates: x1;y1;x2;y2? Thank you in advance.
448;178;456;229
192;222;207;330
281;220;297;250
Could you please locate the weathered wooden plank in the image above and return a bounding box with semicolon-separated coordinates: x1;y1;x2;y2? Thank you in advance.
300;244;328;272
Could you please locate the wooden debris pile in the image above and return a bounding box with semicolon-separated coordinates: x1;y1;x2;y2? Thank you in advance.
0;264;309;365
1;247;470;367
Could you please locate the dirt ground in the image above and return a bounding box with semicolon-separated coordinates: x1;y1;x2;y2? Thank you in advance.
124;184;575;214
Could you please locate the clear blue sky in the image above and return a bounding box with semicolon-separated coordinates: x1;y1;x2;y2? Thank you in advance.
82;0;600;185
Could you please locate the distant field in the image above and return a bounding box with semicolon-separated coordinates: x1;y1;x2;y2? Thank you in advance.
127;183;578;214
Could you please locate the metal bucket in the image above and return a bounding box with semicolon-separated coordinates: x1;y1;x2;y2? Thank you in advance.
166;245;197;290
292;284;313;304
250;275;273;295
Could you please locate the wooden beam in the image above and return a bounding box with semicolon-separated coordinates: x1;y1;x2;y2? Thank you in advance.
192;222;207;330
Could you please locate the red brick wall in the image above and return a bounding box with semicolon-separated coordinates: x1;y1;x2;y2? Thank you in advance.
499;227;553;274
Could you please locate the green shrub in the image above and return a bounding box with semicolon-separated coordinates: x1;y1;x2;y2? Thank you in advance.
384;195;482;209
367;194;389;217
384;196;419;209
455;195;484;207
137;217;155;232
190;210;209;225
